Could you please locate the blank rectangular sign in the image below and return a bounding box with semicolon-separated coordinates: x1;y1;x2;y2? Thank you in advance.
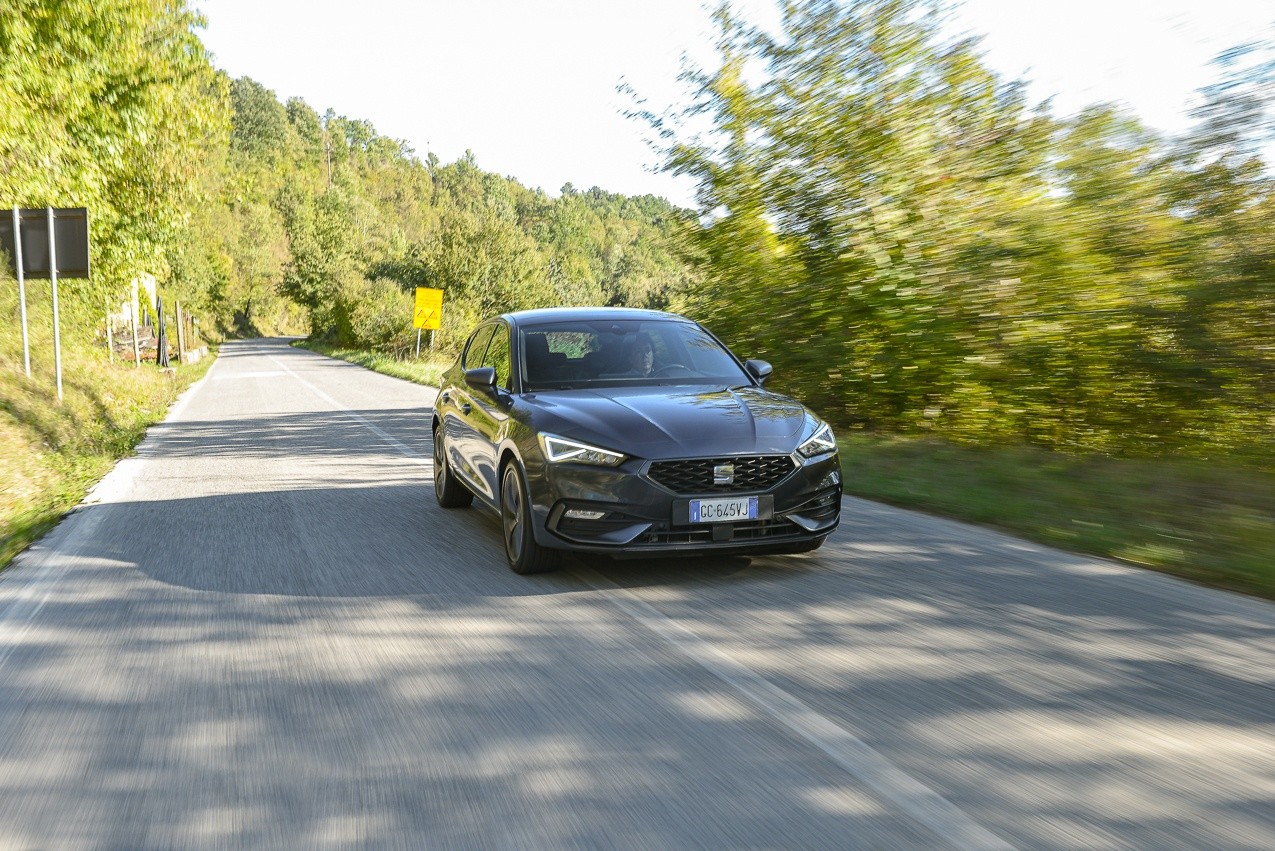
0;208;91;279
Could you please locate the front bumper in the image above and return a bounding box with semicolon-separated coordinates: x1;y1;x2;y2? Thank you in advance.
526;451;841;555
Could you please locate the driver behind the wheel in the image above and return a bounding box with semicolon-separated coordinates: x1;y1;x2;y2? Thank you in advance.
623;333;655;376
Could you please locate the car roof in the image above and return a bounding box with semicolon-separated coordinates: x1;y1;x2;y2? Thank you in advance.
502;306;692;327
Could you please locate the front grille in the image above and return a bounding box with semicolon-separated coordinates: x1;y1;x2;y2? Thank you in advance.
640;517;803;545
647;455;796;495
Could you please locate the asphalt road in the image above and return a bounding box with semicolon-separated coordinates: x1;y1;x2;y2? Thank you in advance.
1;338;1272;850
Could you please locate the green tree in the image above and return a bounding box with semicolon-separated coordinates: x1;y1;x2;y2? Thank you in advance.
639;1;1273;457
0;0;230;304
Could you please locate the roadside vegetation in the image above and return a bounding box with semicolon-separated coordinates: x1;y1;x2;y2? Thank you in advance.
1;0;1271;595
838;436;1275;600
652;2;1272;463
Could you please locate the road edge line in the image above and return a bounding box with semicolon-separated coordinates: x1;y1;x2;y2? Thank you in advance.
571;564;1016;851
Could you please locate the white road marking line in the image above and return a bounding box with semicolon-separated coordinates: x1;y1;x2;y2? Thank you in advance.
272;347;1011;848
268;354;434;469
0;510;106;673
210;370;285;379
570;565;1014;851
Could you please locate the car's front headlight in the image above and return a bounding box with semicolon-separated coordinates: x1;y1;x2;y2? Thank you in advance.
797;420;836;458
539;433;626;467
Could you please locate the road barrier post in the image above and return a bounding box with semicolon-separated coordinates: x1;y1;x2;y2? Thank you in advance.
175;301;186;363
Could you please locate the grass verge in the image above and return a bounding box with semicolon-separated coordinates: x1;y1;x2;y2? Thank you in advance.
0;349;216;571
294;340;453;387
839;435;1275;600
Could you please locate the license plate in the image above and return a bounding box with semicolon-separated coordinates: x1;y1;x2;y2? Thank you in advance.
690;496;758;523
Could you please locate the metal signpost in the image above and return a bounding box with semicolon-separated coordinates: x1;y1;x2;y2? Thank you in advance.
0;207;91;401
10;207;30;377
47;208;63;399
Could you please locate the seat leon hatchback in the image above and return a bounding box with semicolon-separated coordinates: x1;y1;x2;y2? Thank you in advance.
432;307;842;574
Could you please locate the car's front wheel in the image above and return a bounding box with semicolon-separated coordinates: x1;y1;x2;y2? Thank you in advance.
500;462;558;575
433;424;473;508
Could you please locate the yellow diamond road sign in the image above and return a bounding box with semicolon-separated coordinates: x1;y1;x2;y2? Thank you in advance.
413;287;443;330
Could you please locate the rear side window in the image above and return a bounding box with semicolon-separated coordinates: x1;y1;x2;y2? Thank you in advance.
484;325;513;391
462;325;496;370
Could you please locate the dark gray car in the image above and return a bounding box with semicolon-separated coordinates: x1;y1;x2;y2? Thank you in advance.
432;307;842;574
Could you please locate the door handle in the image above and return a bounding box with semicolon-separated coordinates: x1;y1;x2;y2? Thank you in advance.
461;403;472;415
439;392;450;405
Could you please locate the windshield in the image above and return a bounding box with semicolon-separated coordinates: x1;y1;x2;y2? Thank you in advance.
519;319;751;390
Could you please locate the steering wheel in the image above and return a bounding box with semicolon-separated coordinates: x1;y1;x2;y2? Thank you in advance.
653;363;690;376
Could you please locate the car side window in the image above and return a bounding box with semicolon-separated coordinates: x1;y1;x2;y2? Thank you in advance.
462;325;496;370
483;324;513;391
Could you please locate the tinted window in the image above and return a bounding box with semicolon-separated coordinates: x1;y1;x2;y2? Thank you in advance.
462;325;496;370
520;319;749;389
484;324;513;391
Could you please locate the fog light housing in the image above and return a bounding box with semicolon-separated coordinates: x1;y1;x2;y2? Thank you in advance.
563;508;608;520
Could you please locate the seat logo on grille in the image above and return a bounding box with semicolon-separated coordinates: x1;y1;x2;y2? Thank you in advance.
713;463;735;485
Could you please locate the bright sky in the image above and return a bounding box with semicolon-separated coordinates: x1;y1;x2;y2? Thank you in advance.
199;0;1272;208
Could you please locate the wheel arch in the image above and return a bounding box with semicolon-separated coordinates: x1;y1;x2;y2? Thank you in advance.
497;445;521;482
496;442;560;549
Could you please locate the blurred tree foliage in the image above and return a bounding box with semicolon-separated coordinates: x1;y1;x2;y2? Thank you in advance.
1;0;694;355
3;0;1270;462
644;0;1273;458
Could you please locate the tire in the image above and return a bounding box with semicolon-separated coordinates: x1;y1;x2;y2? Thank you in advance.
433;423;473;508
500;462;558;575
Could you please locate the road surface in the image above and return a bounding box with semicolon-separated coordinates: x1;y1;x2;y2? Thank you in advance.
1;338;1272;849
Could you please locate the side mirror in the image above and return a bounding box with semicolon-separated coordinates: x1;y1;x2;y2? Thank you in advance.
464;366;497;392
744;359;773;384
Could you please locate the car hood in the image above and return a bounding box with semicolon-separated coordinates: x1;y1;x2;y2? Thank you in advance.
522;385;812;458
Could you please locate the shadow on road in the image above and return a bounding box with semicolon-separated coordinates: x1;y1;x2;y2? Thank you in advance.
2;376;1272;848
139;407;437;461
